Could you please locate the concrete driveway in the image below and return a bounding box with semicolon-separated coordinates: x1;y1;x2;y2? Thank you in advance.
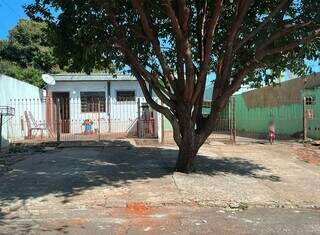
0;140;319;234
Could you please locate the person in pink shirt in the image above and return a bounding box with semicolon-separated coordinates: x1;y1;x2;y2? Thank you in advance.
268;120;276;144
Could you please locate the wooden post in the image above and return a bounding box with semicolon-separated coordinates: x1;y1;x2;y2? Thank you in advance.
107;81;111;132
160;101;164;144
98;99;101;141
56;98;61;142
137;98;141;138
303;97;307;141
232;96;236;144
0;114;3;151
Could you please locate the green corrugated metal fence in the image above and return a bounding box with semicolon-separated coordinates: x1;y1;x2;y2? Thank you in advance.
235;95;303;138
302;88;320;139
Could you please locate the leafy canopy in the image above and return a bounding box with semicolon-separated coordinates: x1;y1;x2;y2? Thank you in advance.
26;0;320;83
0;19;61;87
0;19;57;72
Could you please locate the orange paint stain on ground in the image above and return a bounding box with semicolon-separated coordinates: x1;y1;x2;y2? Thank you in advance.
125;202;154;215
111;204;180;235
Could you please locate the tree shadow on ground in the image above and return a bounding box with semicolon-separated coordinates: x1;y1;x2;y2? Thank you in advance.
159;148;281;181
0;140;280;233
194;157;280;181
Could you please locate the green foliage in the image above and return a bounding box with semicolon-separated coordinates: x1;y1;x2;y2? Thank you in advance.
0;60;44;87
0;19;57;72
0;18;116;86
0;19;64;87
26;0;320;87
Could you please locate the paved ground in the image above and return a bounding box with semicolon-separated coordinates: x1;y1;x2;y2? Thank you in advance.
1;206;319;234
0;140;319;234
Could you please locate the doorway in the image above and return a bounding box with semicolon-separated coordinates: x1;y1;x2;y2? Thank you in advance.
53;92;70;133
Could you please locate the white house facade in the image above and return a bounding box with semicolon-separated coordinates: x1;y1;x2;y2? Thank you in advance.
46;74;158;138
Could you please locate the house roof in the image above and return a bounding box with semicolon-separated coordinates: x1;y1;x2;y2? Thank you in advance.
241;78;305;108
238;73;320;108
304;73;320;89
51;73;136;82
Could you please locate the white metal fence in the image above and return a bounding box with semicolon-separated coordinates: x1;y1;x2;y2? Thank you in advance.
8;97;158;142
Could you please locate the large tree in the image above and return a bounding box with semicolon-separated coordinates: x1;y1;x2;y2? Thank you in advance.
0;19;60;86
0;19;57;72
27;0;320;172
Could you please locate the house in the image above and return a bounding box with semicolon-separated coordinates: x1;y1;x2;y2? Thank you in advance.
45;74;158;139
2;73;160;145
0;74;45;148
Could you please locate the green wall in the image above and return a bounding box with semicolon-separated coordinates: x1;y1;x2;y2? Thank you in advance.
235;95;303;137
235;88;320;140
302;88;320;139
164;116;173;130
163;87;320;140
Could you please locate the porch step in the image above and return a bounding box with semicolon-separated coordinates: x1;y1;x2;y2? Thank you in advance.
133;138;159;146
57;140;133;148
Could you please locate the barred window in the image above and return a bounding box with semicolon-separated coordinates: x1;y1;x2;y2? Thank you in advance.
80;92;106;112
116;91;135;101
305;96;316;105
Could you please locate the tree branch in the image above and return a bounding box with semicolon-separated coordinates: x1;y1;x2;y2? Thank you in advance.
235;0;291;52
255;22;312;52
133;70;182;147
192;0;224;104
131;0;175;90
258;28;320;58
220;0;253;82
109;13;176;110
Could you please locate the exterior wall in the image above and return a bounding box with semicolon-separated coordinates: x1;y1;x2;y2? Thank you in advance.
47;80;155;135
48;81;109;134
0;75;44;147
302;88;320;139
162;77;320;141
235;94;303;138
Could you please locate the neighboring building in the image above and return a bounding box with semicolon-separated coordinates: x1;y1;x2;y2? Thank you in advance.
163;73;320;142
0;74;44;148
235;73;320;139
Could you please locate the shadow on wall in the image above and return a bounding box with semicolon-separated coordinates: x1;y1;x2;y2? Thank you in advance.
0;140;280;232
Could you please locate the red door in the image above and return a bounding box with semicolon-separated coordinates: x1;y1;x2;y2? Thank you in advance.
53;92;70;133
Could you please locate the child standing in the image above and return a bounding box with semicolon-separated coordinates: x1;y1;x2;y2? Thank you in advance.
83;119;93;134
268;120;276;144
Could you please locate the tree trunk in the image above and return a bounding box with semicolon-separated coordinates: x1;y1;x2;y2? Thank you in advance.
173;101;204;173
175;143;199;173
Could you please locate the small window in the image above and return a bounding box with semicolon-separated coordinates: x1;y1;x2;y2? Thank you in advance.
305;96;316;105
80;92;106;112
116;91;135;101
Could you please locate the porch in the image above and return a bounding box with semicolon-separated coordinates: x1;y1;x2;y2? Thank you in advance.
7;97;158;143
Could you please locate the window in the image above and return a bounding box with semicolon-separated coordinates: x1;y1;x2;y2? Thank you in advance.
305;96;316;105
116;91;135;101
80;92;106;112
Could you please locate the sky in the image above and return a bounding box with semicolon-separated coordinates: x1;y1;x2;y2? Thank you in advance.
0;0;319;73
0;0;32;39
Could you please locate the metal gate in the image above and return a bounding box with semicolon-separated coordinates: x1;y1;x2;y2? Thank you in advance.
7;97;158;143
203;97;236;143
211;97;236;143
